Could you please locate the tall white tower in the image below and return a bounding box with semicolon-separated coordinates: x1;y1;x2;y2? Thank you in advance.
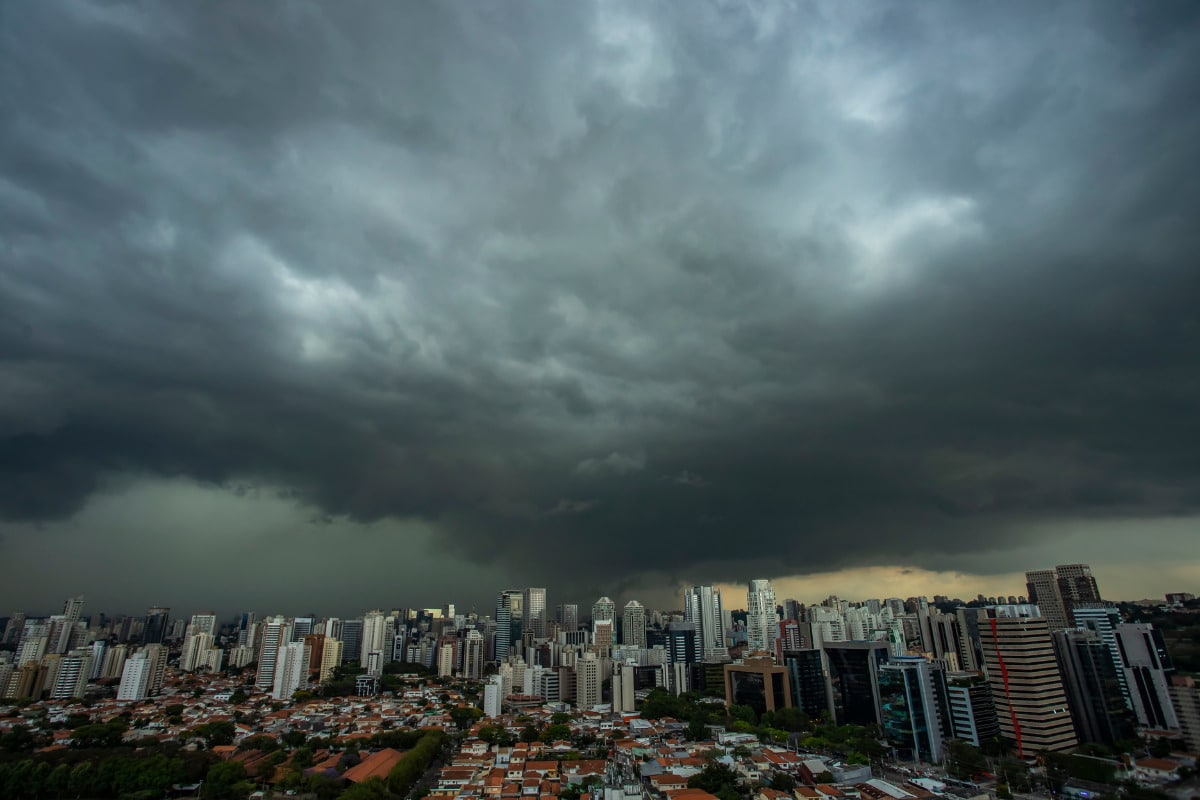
746;579;778;654
685;586;727;661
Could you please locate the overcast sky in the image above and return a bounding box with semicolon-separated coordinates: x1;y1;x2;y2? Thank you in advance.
2;2;1199;618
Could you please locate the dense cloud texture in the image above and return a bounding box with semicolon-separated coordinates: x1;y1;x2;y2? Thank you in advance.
2;2;1200;608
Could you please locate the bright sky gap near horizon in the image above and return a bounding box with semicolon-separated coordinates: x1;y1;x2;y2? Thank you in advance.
2;2;1200;616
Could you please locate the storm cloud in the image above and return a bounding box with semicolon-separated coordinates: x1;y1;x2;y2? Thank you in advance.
2;1;1200;611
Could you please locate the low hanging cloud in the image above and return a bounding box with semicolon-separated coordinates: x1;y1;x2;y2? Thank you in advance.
2;2;1200;610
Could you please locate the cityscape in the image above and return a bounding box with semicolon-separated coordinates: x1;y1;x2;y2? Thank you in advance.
4;2;1200;800
1;564;1199;800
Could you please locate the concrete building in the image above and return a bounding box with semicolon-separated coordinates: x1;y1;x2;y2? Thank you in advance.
463;630;485;680
483;675;503;718
612;661;637;713
117;651;154;701
556;604;579;634
272;641;311;701
576;651;603;709
50;651;91;700
979;609;1077;755
1115;623;1179;730
746;579;778;654
1169;676;1200;755
319;639;343;684
255;617;290;691
622;601;647;648
1025;570;1072;631
685;585;728;662
946;671;1000;747
361;610;388;669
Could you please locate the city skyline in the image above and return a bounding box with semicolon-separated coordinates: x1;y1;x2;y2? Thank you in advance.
3;3;1200;614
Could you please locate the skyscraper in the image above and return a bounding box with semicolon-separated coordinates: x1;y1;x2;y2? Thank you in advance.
143;607;170;645
523;588;547;639
684;585;727;661
1053;628;1136;746
1025;570;1071;631
361;610;387;669
1026;564;1103;630
746;579;778;654
622;601;647;648
878;656;951;763
575;651;602;709
495;590;522;662
556;604;579;633
463;630;485;680
1115;623;1179;730
591;596;616;626
978;608;1077;755
255;617;289;691
946;671;1000;747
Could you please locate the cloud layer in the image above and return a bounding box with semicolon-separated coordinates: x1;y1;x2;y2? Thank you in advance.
2;2;1200;609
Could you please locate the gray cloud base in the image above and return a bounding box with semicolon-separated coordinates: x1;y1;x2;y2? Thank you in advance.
2;2;1200;600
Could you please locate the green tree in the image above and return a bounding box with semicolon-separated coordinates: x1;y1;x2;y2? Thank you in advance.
281;729;309;749
46;762;71;798
728;704;757;725
771;772;796;792
542;723;572;743
688;762;741;800
191;720;236;747
204;761;252;799
521;724;542;743
67;762;94;799
449;705;483;730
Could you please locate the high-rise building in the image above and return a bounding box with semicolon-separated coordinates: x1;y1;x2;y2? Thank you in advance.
2;612;26;646
1025;570;1072;631
575;651;602;709
272;641;311;701
781;649;829;720
54;596;85;654
1027;565;1103;630
727;654;792;713
556;604;579;633
101;643;128;680
946;671;1000;747
117;651;154;701
1056;564;1102;618
340;618;363;663
684;586;727;661
746;579;778;654
524;589;547;639
1068;605;1127;704
255;617;290;691
50;651;91;700
1115;623;1179;730
612;661;636;713
319;639;342;684
143;607;170;645
622;601;647;648
483;675;503;718
878;656;951;763
979;608;1077;755
667;622;699;665
1170;676;1200;755
361;610;387;670
181;632;216;672
463;630;485;680
825;641;889;726
495;590;523;663
591;597;616;626
1053;629;1136;746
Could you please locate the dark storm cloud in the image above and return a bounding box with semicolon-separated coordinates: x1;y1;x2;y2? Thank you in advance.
2;1;1200;600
